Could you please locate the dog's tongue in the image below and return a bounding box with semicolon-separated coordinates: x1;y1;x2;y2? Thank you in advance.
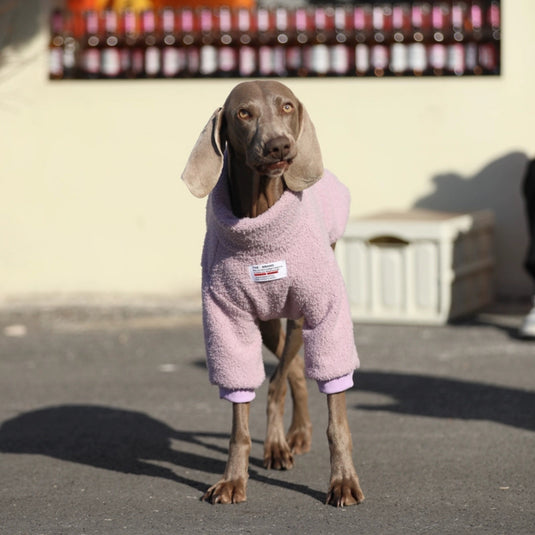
269;161;287;170
260;161;289;173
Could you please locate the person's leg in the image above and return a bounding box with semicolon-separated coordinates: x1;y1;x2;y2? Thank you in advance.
520;159;535;338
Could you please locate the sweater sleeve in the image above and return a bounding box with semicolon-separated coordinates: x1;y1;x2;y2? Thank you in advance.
202;287;266;391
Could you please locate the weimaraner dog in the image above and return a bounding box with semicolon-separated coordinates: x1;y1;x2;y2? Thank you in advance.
182;80;364;507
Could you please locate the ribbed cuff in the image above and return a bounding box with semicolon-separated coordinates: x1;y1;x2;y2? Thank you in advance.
317;372;354;395
219;387;256;403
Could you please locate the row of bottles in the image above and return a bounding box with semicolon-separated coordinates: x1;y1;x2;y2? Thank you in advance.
49;2;501;80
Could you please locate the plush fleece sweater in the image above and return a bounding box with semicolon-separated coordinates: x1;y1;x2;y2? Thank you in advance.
201;164;359;401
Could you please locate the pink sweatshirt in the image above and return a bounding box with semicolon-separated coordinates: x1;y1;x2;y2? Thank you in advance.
201;165;359;402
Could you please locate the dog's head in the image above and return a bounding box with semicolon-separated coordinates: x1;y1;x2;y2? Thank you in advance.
181;81;324;198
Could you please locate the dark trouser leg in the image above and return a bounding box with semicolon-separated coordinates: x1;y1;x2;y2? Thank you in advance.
523;159;535;283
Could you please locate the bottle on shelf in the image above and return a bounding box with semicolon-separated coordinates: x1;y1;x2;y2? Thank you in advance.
428;2;449;76
141;9;161;78
272;7;290;77
353;4;372;76
217;7;239;77
199;8;217;77
370;4;391;77
390;2;410;76
465;1;483;74
257;7;275;77
488;0;501;41
306;7;331;76
62;11;78;79
286;7;310;77
470;0;484;42
79;10;101;79
49;9;65;80
408;1;430;76
161;7;184;78
479;0;500;74
237;7;257;78
329;6;351;76
179;8;200;77
447;1;466;75
100;9;122;78
122;9;143;78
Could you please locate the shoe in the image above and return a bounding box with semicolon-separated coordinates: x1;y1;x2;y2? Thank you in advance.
519;296;535;338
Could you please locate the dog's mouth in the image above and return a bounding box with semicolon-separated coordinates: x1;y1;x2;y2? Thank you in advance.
257;159;292;174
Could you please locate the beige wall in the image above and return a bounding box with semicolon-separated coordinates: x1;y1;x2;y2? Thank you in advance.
1;2;534;306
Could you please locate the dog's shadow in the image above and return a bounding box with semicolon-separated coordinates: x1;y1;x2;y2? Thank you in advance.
0;405;324;502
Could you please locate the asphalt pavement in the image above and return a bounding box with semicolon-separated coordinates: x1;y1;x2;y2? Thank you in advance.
0;302;534;535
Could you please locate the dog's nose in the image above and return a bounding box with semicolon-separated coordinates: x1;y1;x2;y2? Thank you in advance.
265;136;291;160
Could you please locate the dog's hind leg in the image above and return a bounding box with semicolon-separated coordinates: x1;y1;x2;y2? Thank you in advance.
259;318;312;469
282;318;312;455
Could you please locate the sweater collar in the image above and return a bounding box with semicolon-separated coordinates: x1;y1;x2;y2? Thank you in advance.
208;162;304;254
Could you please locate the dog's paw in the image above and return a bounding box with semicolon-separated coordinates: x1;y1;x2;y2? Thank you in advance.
326;476;365;508
263;440;294;470
286;423;312;455
201;478;247;504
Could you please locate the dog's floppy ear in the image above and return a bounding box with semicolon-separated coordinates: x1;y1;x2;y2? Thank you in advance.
284;102;324;192
181;107;225;198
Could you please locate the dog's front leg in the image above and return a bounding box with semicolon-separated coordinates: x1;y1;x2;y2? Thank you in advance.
202;402;251;504
325;392;365;507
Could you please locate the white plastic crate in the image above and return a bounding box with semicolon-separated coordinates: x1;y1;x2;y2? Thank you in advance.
337;209;495;324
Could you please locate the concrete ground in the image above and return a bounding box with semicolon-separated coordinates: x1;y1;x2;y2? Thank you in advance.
0;303;534;535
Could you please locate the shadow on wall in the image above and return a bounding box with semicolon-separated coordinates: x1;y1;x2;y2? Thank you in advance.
0;0;43;56
413;152;531;299
0;0;45;92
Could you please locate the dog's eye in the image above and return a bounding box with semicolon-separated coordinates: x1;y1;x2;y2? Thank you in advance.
237;109;252;120
282;103;294;113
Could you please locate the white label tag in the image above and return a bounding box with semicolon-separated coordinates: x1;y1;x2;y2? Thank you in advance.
249;260;287;283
